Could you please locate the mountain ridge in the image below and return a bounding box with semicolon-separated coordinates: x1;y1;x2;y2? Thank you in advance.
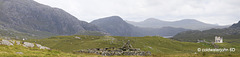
127;18;228;30
172;20;240;42
91;16;190;37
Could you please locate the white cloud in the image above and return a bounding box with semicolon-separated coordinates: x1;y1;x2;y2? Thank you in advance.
34;0;240;25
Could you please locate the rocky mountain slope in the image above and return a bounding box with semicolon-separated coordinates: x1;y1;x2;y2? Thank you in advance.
0;0;101;38
91;16;190;37
127;18;228;30
230;21;240;28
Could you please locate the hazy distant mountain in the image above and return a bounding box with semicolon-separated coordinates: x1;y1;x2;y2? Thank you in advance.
172;20;240;42
0;0;101;38
91;16;190;37
127;18;228;30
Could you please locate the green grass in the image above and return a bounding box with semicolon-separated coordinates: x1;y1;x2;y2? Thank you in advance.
1;35;240;57
0;38;107;57
0;42;80;57
25;35;240;57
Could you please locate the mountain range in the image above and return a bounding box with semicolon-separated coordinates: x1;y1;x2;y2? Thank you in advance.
91;16;190;37
172;20;240;42
0;0;191;38
0;0;232;39
127;18;228;30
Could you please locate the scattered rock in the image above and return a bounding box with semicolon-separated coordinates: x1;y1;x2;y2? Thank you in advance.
0;39;51;50
36;44;50;50
148;46;152;49
75;36;81;39
16;52;23;54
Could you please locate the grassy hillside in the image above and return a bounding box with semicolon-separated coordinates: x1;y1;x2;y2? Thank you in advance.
0;39;101;57
0;38;154;57
25;35;240;56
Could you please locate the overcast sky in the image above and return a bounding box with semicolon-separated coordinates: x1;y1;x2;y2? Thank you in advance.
34;0;240;25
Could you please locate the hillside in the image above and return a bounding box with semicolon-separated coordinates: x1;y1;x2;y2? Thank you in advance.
0;38;104;57
0;0;101;39
172;20;240;42
91;16;190;37
25;35;240;56
127;18;228;30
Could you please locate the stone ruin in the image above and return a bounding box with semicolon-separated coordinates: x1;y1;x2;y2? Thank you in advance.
76;40;151;56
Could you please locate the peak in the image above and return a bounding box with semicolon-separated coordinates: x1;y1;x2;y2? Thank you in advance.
144;18;160;21
108;16;121;18
103;16;122;20
176;19;201;23
179;19;198;21
103;16;123;20
91;16;124;23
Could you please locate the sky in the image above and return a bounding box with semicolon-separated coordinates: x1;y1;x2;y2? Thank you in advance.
34;0;240;25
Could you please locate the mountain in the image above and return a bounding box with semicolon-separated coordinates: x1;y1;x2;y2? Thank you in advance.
172;20;240;42
91;16;190;37
230;21;240;28
127;18;228;30
91;16;136;36
0;0;101;38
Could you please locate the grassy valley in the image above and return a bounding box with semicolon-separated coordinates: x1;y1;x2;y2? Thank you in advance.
24;35;240;57
0;0;239;57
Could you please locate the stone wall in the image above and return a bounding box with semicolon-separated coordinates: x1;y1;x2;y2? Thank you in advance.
77;47;151;56
76;40;151;56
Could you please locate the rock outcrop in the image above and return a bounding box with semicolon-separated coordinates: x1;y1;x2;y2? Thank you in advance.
0;39;50;50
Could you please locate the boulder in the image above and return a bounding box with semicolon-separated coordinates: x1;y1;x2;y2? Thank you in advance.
36;44;50;50
1;40;13;46
16;52;24;54
23;42;34;48
75;36;81;39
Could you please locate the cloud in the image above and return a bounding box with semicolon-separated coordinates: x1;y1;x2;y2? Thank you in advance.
34;0;240;25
